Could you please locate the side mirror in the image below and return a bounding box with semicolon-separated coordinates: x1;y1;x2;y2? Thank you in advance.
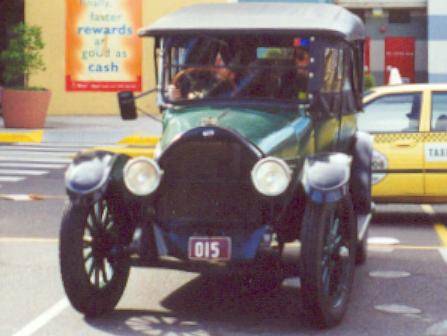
118;91;137;120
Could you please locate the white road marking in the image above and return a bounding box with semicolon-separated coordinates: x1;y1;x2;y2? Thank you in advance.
0;176;25;182
12;298;69;336
282;277;301;288
0;163;66;169
439;248;447;264
421;205;447;265
426;320;447;336
0;193;67;201
0;237;58;243
368;237;400;245
0;157;71;163
374;304;421;315
15;142;92;148
0;146;84;152
0;169;48;176
421;204;436;215
0;150;73;157
369;271;411;279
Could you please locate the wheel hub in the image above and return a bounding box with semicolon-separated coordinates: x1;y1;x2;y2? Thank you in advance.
338;246;349;259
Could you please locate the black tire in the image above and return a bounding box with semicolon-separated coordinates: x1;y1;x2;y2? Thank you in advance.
356;225;368;265
300;195;357;328
59;199;131;317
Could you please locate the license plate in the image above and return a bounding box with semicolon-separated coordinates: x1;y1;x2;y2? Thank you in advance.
188;237;231;261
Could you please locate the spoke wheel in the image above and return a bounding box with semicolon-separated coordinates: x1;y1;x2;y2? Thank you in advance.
83;200;120;289
60;199;131;317
300;195;356;328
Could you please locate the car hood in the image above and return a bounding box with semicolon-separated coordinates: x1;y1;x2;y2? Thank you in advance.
160;105;301;153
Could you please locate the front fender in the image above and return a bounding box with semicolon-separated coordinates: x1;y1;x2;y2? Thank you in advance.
351;131;373;214
65;151;129;204
302;153;352;204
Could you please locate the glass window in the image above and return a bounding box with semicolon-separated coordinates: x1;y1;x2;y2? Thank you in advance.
358;93;421;133
256;47;294;60
160;35;313;104
322;48;344;93
388;10;411;24
431;92;447;131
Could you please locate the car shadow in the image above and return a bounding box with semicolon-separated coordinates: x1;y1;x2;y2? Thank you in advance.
84;274;317;335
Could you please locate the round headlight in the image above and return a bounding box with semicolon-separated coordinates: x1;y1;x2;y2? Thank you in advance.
251;157;292;196
123;157;163;196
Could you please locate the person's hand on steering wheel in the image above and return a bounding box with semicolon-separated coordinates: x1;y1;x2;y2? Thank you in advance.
171;66;236;100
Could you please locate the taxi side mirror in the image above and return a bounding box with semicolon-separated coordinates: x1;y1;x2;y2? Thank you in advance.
118;91;137;120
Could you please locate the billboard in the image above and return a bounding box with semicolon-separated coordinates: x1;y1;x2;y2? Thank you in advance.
66;0;142;92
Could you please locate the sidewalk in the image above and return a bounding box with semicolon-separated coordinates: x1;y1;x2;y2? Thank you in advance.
0;115;162;145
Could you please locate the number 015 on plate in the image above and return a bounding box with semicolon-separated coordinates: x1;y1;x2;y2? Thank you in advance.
188;237;231;261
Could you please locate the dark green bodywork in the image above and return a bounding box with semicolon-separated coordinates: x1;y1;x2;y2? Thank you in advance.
159;104;356;173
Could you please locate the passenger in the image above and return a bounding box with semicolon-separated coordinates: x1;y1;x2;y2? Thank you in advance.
293;46;310;100
278;45;310;100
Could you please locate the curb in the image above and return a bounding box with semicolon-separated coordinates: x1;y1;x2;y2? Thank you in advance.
0;130;43;143
118;134;160;146
0;130;160;146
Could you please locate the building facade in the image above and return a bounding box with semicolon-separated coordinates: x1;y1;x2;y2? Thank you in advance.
21;0;225;116
339;0;447;84
4;0;446;115
337;0;429;85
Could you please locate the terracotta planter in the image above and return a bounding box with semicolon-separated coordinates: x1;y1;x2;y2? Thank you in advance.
2;89;51;129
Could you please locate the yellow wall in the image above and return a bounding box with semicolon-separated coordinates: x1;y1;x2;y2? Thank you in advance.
25;0;224;115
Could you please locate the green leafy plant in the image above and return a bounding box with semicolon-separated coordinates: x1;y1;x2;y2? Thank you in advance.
364;72;376;91
0;22;46;89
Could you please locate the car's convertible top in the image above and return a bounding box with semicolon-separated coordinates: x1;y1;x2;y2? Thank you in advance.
139;3;365;41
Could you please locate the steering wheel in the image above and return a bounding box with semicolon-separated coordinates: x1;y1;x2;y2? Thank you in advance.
172;67;236;100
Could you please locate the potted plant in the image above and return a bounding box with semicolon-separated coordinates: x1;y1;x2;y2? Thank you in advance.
0;22;50;128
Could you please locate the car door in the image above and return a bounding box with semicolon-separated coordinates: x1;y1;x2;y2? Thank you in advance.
424;90;447;196
359;91;424;198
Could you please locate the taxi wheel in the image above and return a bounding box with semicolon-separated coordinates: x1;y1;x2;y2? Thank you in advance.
300;195;356;328
59;200;131;317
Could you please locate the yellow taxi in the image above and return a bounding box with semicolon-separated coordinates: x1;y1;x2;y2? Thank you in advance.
360;84;447;203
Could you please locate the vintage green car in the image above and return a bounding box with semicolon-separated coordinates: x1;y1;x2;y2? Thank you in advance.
60;3;372;328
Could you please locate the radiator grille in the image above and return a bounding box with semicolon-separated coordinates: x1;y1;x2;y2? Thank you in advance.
156;139;264;227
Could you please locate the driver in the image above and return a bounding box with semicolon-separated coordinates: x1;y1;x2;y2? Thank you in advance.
167;39;236;101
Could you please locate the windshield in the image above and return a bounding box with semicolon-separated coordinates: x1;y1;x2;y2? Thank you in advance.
159;35;312;105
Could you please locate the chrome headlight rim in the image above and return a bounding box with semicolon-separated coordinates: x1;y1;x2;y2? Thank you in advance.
123;157;163;196
251;156;292;197
372;150;388;185
154;141;163;159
